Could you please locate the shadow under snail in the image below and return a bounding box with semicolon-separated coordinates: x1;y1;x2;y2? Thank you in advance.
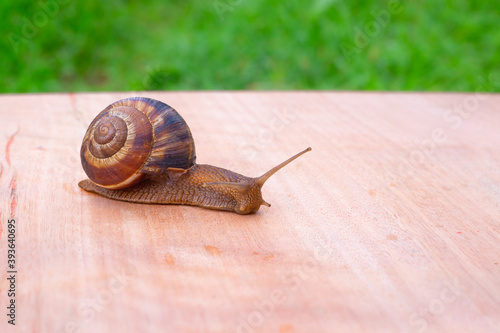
78;97;311;214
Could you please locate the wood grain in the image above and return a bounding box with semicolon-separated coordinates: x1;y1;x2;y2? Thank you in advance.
0;91;499;333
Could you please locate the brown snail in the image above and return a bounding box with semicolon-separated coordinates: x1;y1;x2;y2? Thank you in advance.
78;97;311;214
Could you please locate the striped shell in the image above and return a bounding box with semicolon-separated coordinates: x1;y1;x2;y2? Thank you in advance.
80;97;196;189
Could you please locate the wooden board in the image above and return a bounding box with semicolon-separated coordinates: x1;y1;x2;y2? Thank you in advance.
1;91;499;332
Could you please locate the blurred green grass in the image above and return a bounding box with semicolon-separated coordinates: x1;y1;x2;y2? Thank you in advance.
1;0;499;92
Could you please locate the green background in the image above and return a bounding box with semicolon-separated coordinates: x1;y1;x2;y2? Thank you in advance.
1;0;499;93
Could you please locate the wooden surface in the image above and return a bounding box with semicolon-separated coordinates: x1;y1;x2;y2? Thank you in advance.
1;91;499;333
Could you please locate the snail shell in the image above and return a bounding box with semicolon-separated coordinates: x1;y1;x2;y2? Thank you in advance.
80;97;196;189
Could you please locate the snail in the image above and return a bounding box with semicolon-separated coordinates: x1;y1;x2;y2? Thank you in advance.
78;97;311;214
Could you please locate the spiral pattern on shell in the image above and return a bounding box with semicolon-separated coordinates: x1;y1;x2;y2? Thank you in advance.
81;97;196;189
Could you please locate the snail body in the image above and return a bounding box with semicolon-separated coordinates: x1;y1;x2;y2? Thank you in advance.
79;97;311;214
